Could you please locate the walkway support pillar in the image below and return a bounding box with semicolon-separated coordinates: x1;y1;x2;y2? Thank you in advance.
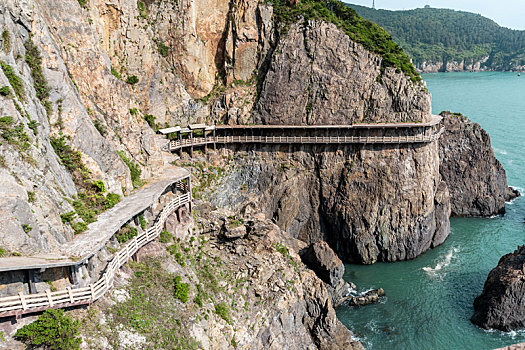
178;132;183;158
190;131;194;158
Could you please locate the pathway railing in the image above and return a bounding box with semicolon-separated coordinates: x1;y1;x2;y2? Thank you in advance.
169;127;445;152
0;192;191;318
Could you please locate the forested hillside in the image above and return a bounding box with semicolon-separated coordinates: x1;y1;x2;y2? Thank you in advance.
347;4;525;71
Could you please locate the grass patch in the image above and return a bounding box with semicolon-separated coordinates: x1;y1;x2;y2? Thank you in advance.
138;213;147;229
116;225;138;244
158;42;170;57
143;114;158;130
137;1;147;19
0;86;10;97
25;38;52;115
174;276;189;303
1;30;10;52
22;224;32;233
126;75;139;85
110;66;121;80
0;116;31;153
159;230;172;243
0;61;25;101
215;302;231;324
167;243;185;266
0;246;7;257
117;150;143;188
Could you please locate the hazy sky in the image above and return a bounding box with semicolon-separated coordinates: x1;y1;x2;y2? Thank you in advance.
344;1;525;30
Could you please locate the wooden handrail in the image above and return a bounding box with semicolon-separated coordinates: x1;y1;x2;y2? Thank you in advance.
0;192;191;317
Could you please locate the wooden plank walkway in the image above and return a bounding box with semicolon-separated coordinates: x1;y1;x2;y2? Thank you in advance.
0;192;191;317
0;168;190;272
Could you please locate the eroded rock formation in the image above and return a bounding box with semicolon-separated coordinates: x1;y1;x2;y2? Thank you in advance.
439;111;519;217
471;246;525;331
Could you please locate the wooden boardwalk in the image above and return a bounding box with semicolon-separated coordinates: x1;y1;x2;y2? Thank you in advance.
162;115;444;155
0;192;191;318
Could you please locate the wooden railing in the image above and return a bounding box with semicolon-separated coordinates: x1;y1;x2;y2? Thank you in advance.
0;192;191;318
169;128;445;152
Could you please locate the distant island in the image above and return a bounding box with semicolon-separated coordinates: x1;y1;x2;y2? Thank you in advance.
347;3;525;72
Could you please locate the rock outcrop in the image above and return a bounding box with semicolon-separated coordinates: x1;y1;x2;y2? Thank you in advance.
439;112;519;217
213;19;451;264
471;246;525;331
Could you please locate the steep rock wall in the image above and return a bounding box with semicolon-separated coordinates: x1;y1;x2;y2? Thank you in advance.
212;20;450;264
439;112;519;217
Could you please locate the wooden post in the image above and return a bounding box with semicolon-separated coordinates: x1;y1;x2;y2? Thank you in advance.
90;284;95;300
19;291;27;310
190;130;194;158
67;286;74;303
204;130;207;154
46;289;54;307
213;127;216;151
178;132;183;158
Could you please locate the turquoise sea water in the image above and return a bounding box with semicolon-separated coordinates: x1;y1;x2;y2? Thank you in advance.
337;72;525;349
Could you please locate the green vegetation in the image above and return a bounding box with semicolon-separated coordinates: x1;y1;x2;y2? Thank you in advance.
158;42;170;57
51;135;121;231
159;230;172;243
117;150;143;188
167;243;186;266
103;260;200;349
214;302;231;324
60;211;87;234
45;281;57;292
174;276;189;303
27;191;36;203
27;119;38;135
14;309;81;350
129;108;138;116
137;1;147;19
77;0;88;8
269;0;420;81
0;116;31;152
25;38;52;115
1;30;10;52
0;246;7;257
143;114;158;130
138;213;147;229
126;75;139;85
227;216;244;228
0;86;10;97
110;66;121;80
116;225;138;244
348;4;525;69
22;224;32;233
0;61;25;101
93;119;107;136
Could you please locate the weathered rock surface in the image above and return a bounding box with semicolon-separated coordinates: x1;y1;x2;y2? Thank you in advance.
347;288;386;307
212;20;450;264
301;240;344;287
471;246;525;331
256;20;432;125
439;112;519;217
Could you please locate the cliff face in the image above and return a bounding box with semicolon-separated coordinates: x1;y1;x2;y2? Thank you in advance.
439;112;519;217
471;246;525;331
212;20;450;264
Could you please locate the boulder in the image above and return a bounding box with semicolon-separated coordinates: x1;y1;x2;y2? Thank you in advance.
301;241;344;287
471;246;525;331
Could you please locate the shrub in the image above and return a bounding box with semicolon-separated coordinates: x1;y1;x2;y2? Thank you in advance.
110;66;121;80
167;243;185;266
137;1;147;18
25;38;51;112
60;211;77;224
159;230;172;243
0;85;10;96
105;193;121;209
174;276;189;303
0;116;31;151
1;30;10;52
14;309;81;350
129;108;138;116
116;225;138;243
126;75;139;85
22;224;32;233
93;119;107;136
27;119;38;135
158;42;170;57
0;246;7;257
0;61;25;101
143;114;157;130
91;180;106;193
139;214;147;229
117;151;143;188
77;0;88;8
27;191;36;203
215;302;231;324
71;221;87;234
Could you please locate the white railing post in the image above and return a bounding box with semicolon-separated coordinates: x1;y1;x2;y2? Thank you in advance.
19;291;27;310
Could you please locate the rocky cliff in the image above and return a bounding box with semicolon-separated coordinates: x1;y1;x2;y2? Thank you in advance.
212;19;450;264
471;246;525;331
438;112;519;217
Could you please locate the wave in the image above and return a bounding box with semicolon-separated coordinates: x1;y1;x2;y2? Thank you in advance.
422;247;459;277
494;148;508;155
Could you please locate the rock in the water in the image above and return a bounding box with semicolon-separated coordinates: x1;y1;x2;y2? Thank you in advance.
471;246;525;331
346;288;386;307
301;241;344;287
439;112;519;217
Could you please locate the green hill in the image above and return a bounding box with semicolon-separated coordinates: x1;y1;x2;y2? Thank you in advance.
346;3;525;70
